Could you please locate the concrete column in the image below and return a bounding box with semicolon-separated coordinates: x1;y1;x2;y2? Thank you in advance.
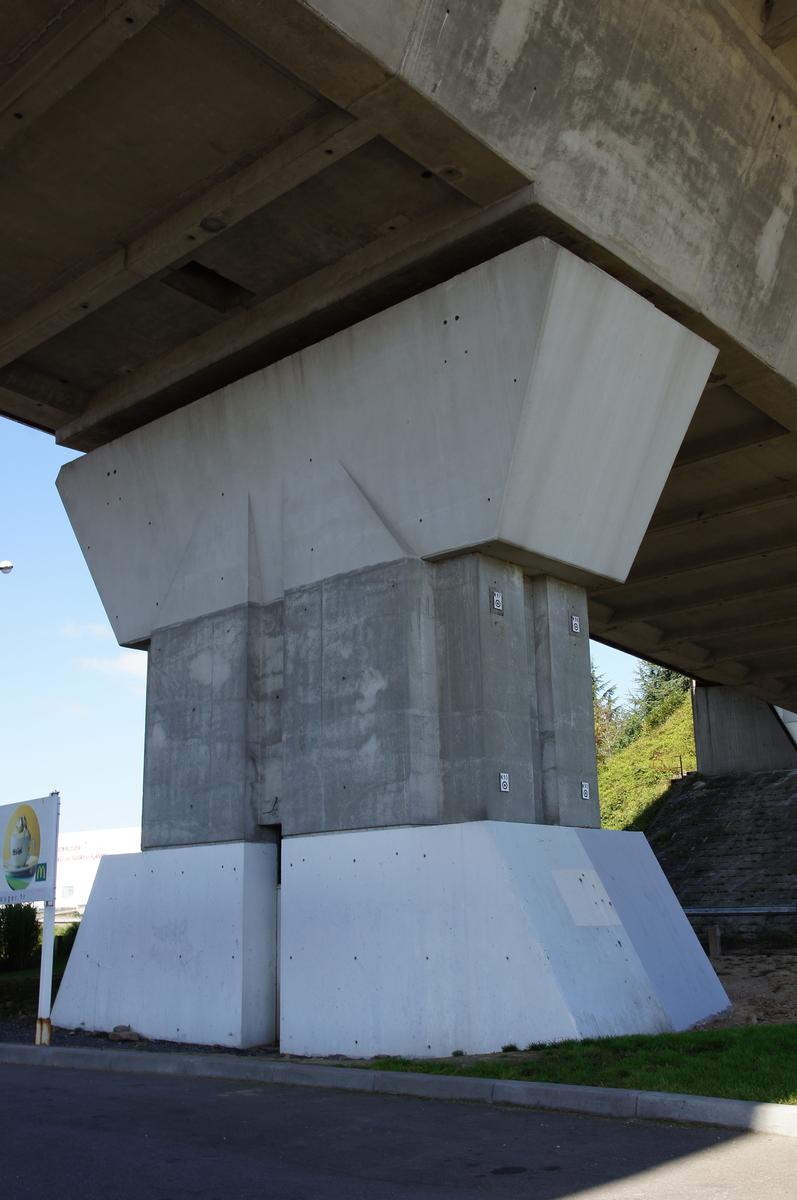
435;555;539;825
530;577;599;827
693;683;797;775
279;558;440;835
141;553;599;845
142;602;282;849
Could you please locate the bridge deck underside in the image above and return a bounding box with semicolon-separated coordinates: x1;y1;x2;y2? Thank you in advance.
3;1;797;708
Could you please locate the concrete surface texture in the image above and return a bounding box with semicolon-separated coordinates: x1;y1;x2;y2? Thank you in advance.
141;556;598;846
56;239;715;647
347;0;797;385
4;1064;795;1200
279;821;729;1057
51;842;278;1048
693;683;797;774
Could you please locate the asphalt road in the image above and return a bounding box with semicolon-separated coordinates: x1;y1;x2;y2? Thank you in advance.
6;1064;795;1199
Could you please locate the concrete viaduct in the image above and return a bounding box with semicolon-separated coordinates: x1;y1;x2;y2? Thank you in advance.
3;0;796;1050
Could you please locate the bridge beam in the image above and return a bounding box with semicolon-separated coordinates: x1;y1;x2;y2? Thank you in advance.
763;0;797;47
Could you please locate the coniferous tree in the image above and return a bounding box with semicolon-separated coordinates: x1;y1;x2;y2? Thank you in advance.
591;663;624;763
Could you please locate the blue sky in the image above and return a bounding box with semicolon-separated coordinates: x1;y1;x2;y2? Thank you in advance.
1;420;146;834
1;418;640;834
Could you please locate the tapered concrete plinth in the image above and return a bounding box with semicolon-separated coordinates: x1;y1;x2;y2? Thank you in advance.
54;823;727;1053
280;822;729;1057
52;842;278;1048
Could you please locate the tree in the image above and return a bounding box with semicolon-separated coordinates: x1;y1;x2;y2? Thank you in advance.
617;663;690;747
631;663;689;721
592;663;624;763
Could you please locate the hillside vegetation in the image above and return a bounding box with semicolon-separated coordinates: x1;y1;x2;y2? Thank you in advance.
594;663;695;832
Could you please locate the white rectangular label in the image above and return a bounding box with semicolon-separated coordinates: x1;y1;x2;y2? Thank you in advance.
499;772;510;793
580;780;591;801
570;614;581;634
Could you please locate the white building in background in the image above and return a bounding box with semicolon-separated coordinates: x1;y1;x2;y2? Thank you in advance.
56;828;140;917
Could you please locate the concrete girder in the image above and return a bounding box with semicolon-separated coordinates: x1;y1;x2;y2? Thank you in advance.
0;0;169;152
0;112;376;370
595;532;797;595
763;0;797;47
625;579;797;631
195;0;527;207
0;361;86;419
648;480;797;533
287;0;797;395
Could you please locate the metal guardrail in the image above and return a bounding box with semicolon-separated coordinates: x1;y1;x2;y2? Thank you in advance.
684;906;797;915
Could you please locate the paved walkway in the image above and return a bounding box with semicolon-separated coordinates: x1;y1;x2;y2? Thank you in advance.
5;1063;795;1198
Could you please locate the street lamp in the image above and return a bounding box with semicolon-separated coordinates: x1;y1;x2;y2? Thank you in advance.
0;561;12;574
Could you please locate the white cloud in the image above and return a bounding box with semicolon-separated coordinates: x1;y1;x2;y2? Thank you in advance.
78;652;147;679
77;651;147;696
60;621;113;640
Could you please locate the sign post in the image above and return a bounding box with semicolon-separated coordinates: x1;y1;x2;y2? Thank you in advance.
0;793;60;1045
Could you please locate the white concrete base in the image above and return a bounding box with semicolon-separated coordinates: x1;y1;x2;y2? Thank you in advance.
52;842;278;1048
280;822;729;1057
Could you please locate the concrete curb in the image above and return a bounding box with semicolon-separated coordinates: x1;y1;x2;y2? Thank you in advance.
1;1043;795;1137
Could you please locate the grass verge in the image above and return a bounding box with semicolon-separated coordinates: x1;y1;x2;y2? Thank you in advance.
599;692;695;831
360;1025;797;1105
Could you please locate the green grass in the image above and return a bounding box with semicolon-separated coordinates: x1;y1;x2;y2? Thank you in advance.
359;1025;797;1105
600;693;696;831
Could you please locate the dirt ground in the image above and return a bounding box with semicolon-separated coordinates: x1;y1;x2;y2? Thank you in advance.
704;952;797;1028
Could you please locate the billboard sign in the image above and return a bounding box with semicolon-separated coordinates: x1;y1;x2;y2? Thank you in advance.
0;794;59;905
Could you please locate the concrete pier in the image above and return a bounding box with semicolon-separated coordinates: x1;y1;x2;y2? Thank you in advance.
52;241;724;1048
693;683;797;775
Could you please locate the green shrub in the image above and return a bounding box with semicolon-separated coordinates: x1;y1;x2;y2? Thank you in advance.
56;922;80;965
0;904;40;971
